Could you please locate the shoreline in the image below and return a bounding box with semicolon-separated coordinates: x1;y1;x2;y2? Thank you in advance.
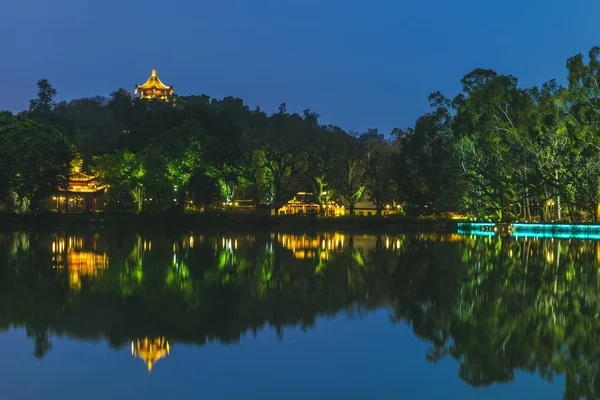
0;212;455;233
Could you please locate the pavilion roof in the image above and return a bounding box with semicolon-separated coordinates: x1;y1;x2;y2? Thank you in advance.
136;68;172;91
70;170;96;182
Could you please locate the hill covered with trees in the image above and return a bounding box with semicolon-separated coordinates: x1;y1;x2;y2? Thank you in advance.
4;46;600;221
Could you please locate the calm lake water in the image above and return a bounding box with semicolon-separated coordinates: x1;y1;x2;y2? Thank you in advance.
1;230;595;399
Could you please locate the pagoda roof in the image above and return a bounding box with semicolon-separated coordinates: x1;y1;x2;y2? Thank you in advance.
136;68;172;91
70;170;96;182
60;168;107;194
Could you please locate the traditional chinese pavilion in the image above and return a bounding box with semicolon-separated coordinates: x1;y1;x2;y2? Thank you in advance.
51;160;106;212
131;337;171;373
134;68;174;101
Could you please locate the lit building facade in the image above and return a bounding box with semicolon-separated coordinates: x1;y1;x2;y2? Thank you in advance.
276;192;345;216
135;68;174;101
49;161;106;212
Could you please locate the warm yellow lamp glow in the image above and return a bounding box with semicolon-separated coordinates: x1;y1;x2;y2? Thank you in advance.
131;337;170;373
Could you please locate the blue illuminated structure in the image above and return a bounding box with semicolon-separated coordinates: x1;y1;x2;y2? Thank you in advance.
456;222;496;230
457;229;496;237
457;221;600;240
511;231;600;240
512;223;600;233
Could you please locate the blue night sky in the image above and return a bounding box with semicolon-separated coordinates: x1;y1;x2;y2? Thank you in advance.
2;0;600;135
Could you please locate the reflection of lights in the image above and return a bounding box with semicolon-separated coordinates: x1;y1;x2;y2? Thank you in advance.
131;337;170;373
385;237;390;249
189;236;194;249
51;235;108;290
546;250;554;264
508;249;513;258
277;233;350;259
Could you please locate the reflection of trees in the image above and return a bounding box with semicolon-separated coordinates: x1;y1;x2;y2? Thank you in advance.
4;231;600;397
440;235;600;399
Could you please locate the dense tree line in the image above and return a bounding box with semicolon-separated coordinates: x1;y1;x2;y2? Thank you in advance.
5;46;600;220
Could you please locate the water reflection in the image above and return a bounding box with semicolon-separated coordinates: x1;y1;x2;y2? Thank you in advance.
51;234;109;290
131;337;170;373
1;231;600;398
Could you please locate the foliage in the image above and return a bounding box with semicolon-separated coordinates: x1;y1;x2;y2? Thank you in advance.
0;120;73;211
10;45;600;219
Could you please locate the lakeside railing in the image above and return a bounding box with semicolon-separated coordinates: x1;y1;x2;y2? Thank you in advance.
457;221;600;239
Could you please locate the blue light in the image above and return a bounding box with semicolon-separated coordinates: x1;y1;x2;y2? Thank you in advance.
512;223;600;233
457;222;496;228
457;229;496;237
511;231;600;240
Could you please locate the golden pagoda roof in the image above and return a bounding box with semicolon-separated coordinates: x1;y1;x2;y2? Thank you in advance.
136;68;172;91
60;165;107;194
70;170;96;182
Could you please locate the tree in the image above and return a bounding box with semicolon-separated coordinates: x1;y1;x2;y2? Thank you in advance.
28;79;57;123
150;120;204;210
249;105;309;212
364;142;396;215
306;125;345;214
0;120;73;211
393;92;458;215
452;69;534;220
93;150;145;212
563;46;600;221
188;169;222;209
333;134;367;214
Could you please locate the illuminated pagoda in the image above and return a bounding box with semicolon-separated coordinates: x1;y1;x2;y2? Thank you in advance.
134;68;174;101
51;159;106;212
131;337;171;373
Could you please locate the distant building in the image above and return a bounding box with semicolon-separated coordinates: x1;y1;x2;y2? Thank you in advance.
48;160;107;212
276;192;345;216
361;128;386;144
135;68;174;102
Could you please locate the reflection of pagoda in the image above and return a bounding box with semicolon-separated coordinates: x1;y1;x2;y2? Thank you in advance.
131;337;170;373
134;69;174;101
277;233;347;260
51;234;108;290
